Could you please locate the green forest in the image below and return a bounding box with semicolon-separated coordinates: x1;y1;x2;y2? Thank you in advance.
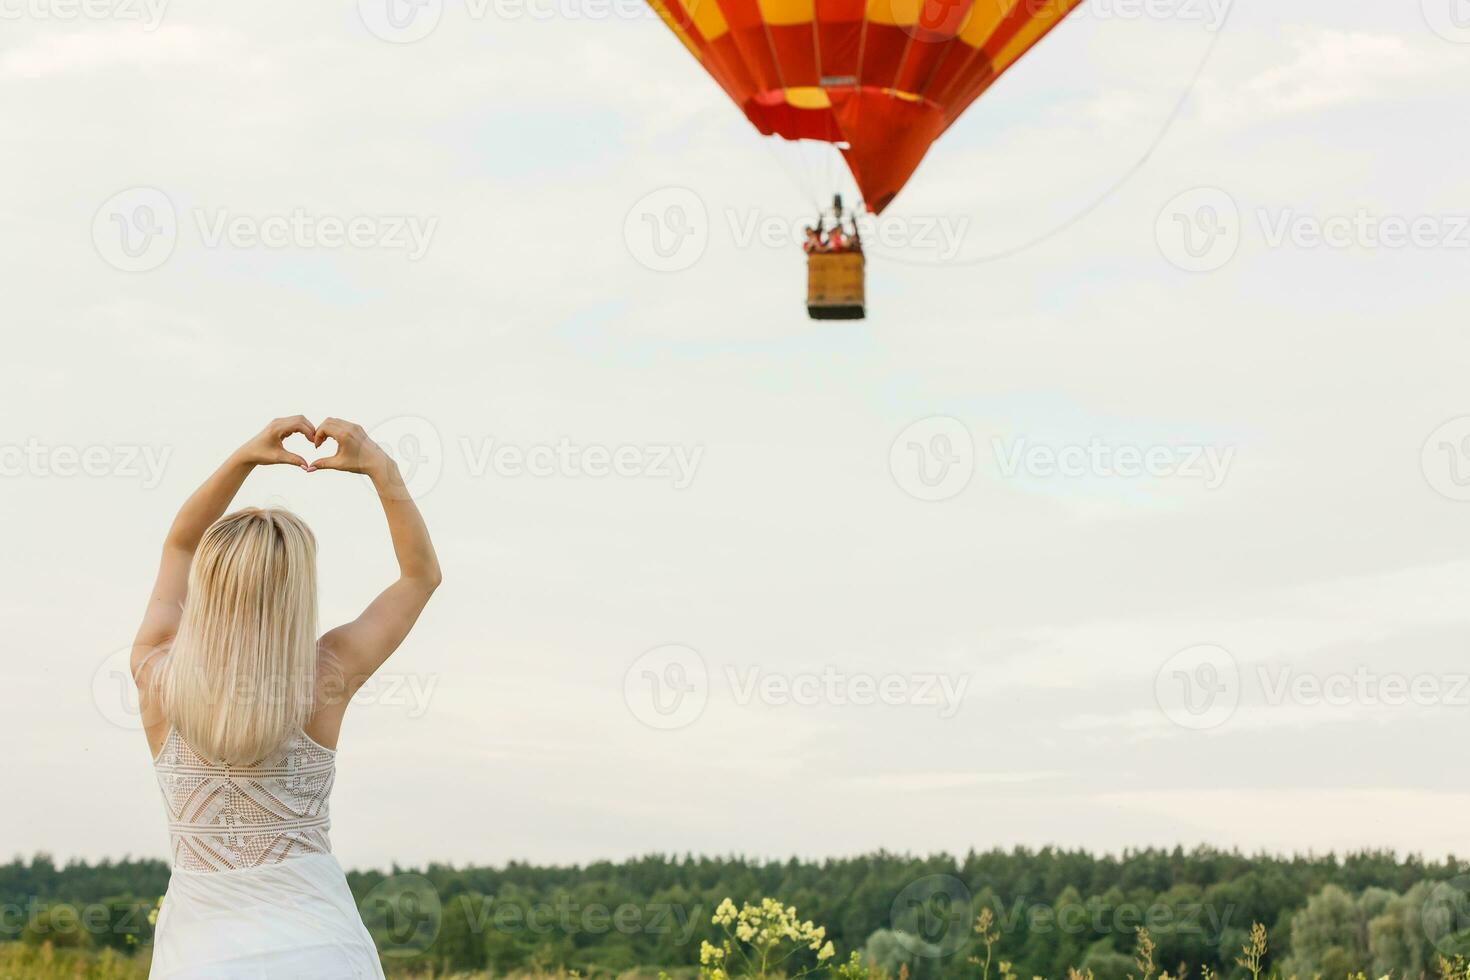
4;848;1470;980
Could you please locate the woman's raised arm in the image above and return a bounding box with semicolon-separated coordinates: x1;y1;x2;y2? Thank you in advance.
131;416;317;676
313;418;442;694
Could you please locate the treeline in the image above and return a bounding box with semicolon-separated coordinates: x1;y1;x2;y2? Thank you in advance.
4;848;1468;979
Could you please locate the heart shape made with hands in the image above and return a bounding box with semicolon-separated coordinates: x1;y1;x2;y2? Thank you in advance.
257;416;384;474
305;434;341;473
280;432;324;469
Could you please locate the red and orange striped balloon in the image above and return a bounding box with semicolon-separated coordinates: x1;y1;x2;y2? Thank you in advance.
644;0;1085;212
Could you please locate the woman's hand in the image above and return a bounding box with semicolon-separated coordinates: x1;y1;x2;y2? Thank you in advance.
309;418;395;480
236;416;317;469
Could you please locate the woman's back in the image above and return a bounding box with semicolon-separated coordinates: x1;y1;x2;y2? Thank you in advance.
153;728;336;873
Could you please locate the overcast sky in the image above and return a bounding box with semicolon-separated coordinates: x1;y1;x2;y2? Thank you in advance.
3;0;1470;870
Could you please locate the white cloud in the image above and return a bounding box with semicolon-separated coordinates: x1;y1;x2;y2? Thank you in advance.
1195;29;1459;126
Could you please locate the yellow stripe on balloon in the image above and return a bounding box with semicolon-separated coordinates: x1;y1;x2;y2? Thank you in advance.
784;86;832;108
956;0;1019;49
669;0;730;41
759;0;814;26
865;0;923;28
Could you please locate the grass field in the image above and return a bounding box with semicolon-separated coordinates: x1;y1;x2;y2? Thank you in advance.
7;917;1467;980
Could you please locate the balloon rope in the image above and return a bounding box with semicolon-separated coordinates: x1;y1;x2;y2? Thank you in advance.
874;4;1234;267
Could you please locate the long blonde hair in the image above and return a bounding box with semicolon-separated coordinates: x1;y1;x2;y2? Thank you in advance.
157;508;319;765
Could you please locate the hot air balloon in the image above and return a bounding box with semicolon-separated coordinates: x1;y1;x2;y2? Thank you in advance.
641;0;1085;316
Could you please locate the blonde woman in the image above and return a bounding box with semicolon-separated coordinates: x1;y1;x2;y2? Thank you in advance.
130;416;442;979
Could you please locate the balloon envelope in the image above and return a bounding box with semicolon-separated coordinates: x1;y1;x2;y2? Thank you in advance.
644;0;1085;211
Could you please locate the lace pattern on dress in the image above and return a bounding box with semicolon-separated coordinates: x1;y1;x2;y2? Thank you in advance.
153;729;335;873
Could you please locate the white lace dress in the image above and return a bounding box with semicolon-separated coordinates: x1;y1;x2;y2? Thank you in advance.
149;729;385;979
